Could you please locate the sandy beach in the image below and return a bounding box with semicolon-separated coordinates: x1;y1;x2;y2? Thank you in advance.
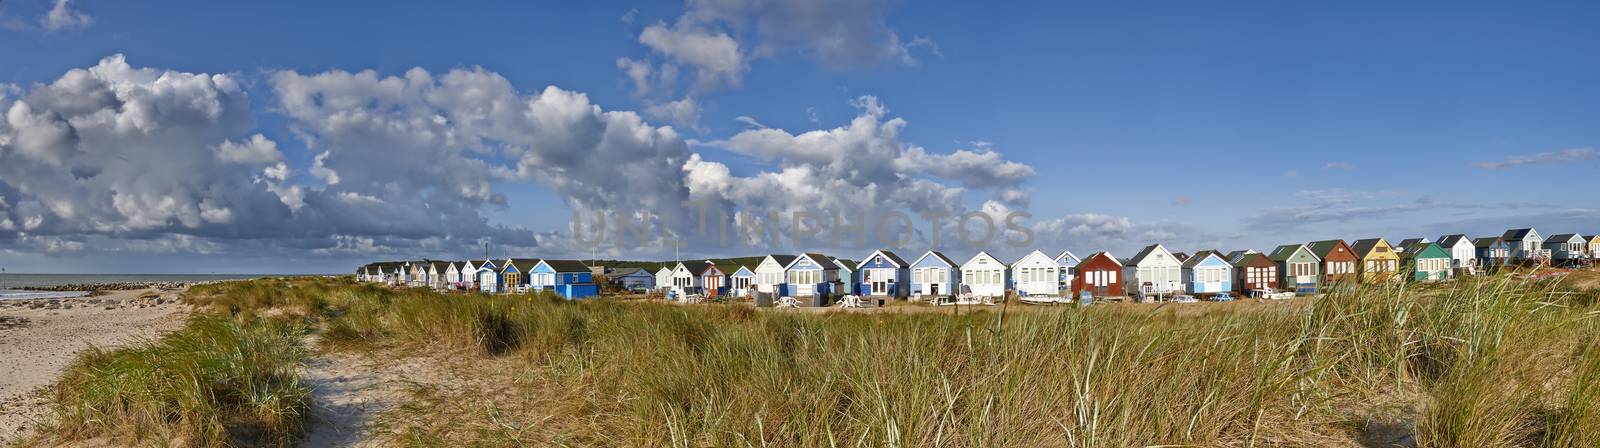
0;288;191;441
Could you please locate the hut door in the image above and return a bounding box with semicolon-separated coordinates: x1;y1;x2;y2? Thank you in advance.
1090;271;1109;296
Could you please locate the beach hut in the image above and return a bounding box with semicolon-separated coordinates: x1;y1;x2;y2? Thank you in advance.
754;255;797;294
1072;251;1123;299
1590;235;1600;262
835;258;858;296
701;261;728;297
670;261;706;296
1230;251;1278;296
1352;238;1402;283
784;253;840;306
1502;228;1547;266
1125;244;1183;299
910;250;959;300
475;259;501;293
1543;233;1588;268
1010;250;1060;297
1181;250;1232;295
609;267;655;291
1268;244;1321;295
531;259;598;299
1473;237;1512;272
1400;241;1452;282
442;262;461;289
654;266;674;292
1054;251;1081;293
501;258;539;293
729;266;755;297
460;260;479;289
1308;240;1359;289
1435;234;1478;276
404;261;421;286
857;250;909;300
960;252;1009;299
428;261;450;289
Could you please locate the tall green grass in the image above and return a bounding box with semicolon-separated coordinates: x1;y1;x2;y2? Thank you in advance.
38;272;1600;447
298;273;1600;446
42;315;311;447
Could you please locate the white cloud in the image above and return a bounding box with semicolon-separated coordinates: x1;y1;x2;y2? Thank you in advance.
2;57;1031;262
1323;161;1353;170
216;134;284;164
733;115;766;129
638;21;746;91
0;54;283;236
615;57;654;96
1472;147;1598;169
644;97;703;130
680;0;929;68
41;0;92;31
620;0;929;97
309;151;339;185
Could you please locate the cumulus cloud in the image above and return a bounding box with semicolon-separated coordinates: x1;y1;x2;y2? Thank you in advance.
680;0;930;67
1323;161;1353;170
0;55;560;263
621;0;929;96
674;96;1037;255
643;97;703;130
709;96;1029;209
269;65;693;251
216;134;284;164
4;56;1033;265
638;21;746;91
42;0;92;31
1472;148;1598;169
0;54;287;237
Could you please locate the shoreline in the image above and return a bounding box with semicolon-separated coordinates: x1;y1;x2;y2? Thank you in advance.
0;290;91;300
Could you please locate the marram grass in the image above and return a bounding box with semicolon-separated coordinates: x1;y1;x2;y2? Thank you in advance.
38;315;311;447
31;271;1600;447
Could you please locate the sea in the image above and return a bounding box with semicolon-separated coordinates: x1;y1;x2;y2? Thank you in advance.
0;274;278;300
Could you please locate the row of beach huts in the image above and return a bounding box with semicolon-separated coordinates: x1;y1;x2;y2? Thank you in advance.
356;228;1599;306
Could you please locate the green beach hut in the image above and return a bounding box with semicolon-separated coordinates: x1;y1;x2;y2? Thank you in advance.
1268;244;1322;295
1400;241;1452;282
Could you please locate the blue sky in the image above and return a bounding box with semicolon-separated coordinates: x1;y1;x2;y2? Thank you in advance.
0;0;1596;273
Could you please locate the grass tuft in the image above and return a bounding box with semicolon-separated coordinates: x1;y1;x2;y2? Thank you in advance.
42;315;311;447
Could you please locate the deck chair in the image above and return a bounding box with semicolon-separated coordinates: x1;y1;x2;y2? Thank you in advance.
777;296;799;308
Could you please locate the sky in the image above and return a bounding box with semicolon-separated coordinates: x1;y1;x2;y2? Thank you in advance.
0;0;1596;274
